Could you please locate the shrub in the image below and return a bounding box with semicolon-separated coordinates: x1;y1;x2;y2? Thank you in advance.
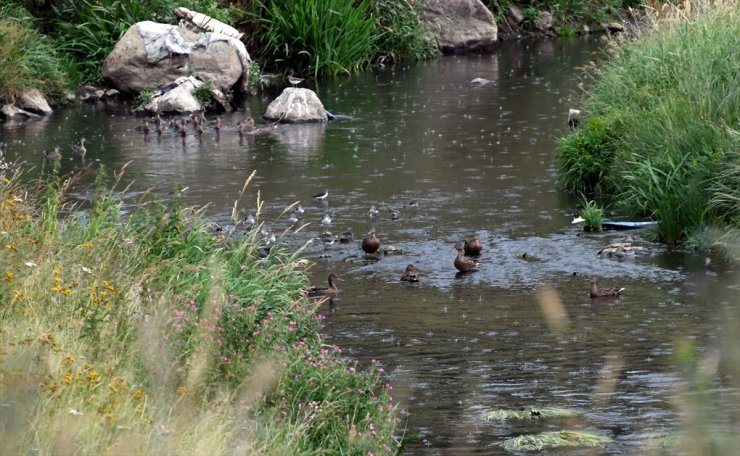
369;0;438;65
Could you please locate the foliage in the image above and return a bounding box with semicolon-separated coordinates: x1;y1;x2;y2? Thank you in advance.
369;0;438;65
247;59;266;92
0;165;399;454
192;82;212;102
133;88;156;107
0;5;70;102
555;1;739;243
251;0;377;78
501;431;612;451
580;196;604;231
555;115;617;197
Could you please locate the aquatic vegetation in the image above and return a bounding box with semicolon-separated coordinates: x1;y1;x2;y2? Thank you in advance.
580;197;604;231
555;1;739;244
485;407;579;421
0;165;398;454
501;431;612;451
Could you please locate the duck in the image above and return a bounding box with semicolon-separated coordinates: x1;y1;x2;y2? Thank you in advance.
368;205;379;218
589;278;625;298
400;264;420;282
453;243;477;273
361;228;381;254
293;205;305;216
303;274;342;297
43;147;62;163
463;234;483;256
71;137;87;158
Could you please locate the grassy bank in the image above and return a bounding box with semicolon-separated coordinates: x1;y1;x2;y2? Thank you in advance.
555;0;739;245
0;165;399;454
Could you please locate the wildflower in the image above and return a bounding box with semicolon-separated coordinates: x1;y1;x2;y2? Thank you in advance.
64;372;72;384
24;260;37;268
176;386;187;396
83;242;93;249
81;266;92;274
2;177;9;185
5;271;13;281
12;290;21;299
143;417;153;425
132;389;146;400
4;244;16;250
64;354;76;364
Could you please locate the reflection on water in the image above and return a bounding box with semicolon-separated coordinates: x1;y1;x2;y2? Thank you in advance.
2;38;738;454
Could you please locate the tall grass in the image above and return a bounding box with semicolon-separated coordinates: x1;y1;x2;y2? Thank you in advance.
0;5;70;102
555;0;739;244
251;0;377;78
0;165;398;454
370;0;438;65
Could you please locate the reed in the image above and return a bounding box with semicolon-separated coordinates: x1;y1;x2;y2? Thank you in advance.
0;5;69;102
251;0;377;78
0;165;398;454
555;0;739;244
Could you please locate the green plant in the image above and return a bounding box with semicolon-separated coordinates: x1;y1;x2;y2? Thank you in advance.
557;24;577;36
133;88;156;107
369;0;438;65
0;5;70;102
247;60;266;92
192;82;212;102
251;0;377;78
523;5;540;28
580;197;604;231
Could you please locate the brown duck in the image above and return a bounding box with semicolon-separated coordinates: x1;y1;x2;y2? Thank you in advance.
362;228;381;254
463;234;483;256
589;278;625;298
304;274;342;297
400;264;420;282
453;243;477;273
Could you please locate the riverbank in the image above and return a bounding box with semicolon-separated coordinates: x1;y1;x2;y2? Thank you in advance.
554;0;739;254
0;168;399;454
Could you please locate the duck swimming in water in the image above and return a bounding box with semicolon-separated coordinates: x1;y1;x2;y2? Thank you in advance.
453;243;477;273
463;234;482;256
589;278;625;298
400;264;420;282
304;274;342;297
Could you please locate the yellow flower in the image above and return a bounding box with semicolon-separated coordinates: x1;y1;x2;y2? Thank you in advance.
54;277;63;284
2;177;9;184
143;417;153;425
62;288;72;296
65;354;76;363
176;386;187;396
64;372;72;384
132;389;146;400
54;268;63;275
13;290;21;299
5;271;13;281
83;242;93;249
4;244;16;250
103;280;116;292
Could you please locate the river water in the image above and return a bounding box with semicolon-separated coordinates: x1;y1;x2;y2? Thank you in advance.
2;37;738;454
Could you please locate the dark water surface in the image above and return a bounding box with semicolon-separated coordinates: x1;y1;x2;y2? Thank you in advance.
2;38;738;454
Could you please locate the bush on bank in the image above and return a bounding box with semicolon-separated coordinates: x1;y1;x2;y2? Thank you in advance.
555;1;739;244
0;165;399;454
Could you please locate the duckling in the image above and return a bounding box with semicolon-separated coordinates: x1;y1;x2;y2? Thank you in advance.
71;137;87;159
589;278;624;298
213;116;221;132
463;234;483;256
303;274;342;297
453;243;477;273
237;121;246;138
361;228;381;254
43;147;62;164
400;264;420;282
246;117;255;132
141;119;150;135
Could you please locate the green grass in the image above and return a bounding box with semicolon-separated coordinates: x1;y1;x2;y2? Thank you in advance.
0;5;71;102
555;1;740;245
251;0;377;78
0;165;399;454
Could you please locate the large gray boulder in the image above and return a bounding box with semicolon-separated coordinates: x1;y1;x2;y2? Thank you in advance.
102;21;250;96
418;0;497;53
263;88;327;124
140;76;204;114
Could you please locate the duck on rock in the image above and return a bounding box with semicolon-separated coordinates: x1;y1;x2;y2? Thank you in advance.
362;228;381;254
